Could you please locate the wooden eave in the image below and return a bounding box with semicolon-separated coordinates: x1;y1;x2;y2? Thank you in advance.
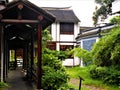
0;0;55;29
76;30;99;39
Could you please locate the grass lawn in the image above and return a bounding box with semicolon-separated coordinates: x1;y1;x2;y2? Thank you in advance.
66;66;120;90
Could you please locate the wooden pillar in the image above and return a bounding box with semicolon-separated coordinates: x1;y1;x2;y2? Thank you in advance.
15;49;17;69
0;23;3;81
6;41;9;77
3;32;6;81
26;43;29;79
23;44;28;70
37;15;43;90
30;30;34;80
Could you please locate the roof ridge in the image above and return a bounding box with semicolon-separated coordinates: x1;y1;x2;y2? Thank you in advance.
41;6;72;10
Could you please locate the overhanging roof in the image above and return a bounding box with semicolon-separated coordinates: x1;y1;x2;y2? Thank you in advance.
0;0;56;29
42;7;80;23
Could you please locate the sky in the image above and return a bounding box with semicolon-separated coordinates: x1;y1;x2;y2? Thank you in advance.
9;0;120;27
30;0;96;27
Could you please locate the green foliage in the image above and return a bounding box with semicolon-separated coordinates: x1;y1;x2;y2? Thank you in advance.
42;29;52;48
42;66;69;90
92;26;120;67
10;50;15;61
93;0;116;26
69;48;92;65
67;66;120;90
91;26;120;86
89;66;120;85
110;16;120;25
39;29;70;89
89;65;108;79
43;48;68;61
95;0;115;5
0;82;8;88
42;49;70;89
103;67;120;85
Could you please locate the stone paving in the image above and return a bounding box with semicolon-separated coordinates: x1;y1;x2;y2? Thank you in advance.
4;68;35;90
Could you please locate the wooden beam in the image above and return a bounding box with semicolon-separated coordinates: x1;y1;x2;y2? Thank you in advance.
37;23;42;89
1;19;39;24
37;15;43;90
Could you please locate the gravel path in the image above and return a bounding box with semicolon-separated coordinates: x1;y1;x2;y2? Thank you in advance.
69;78;104;90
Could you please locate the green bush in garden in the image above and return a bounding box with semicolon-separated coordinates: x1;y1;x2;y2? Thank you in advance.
39;29;70;89
89;66;120;86
89;65;108;79
90;26;120;85
41;49;70;90
69;48;92;65
92;26;120;67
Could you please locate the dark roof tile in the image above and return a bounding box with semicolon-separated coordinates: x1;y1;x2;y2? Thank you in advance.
42;8;80;23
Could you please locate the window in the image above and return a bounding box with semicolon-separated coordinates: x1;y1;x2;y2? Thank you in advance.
60;22;74;34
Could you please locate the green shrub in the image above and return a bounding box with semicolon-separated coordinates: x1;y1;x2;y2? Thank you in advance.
42;66;69;90
103;68;120;86
69;48;92;66
92;26;120;67
91;26;120;86
89;65;108;79
90;66;120;86
41;49;70;90
35;29;70;90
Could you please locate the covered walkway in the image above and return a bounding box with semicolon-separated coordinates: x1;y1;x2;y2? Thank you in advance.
0;0;55;89
4;68;35;90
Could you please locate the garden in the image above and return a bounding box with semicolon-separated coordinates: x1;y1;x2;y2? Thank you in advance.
1;16;120;90
40;24;120;90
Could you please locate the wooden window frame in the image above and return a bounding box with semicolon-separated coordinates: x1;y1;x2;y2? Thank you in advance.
60;22;74;34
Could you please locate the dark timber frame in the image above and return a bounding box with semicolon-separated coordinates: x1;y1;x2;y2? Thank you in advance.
0;0;55;89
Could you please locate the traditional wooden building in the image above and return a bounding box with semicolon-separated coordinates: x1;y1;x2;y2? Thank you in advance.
0;0;55;89
43;7;80;66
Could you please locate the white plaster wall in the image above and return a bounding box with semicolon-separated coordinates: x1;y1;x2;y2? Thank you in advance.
74;22;80;39
60;43;74;45
51;23;57;41
56;22;60;41
56;43;60;51
60;35;74;41
62;57;80;66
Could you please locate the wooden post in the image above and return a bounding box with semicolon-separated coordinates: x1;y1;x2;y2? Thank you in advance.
0;23;2;81
37;15;43;90
30;30;34;80
15;49;17;70
79;76;84;90
0;14;4;81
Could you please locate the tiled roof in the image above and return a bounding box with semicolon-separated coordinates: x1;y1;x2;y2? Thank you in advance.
42;7;80;23
76;24;115;39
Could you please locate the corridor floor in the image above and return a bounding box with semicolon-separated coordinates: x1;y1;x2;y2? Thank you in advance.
4;68;35;90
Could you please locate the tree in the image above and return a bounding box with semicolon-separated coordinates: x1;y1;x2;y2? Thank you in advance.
68;48;92;65
110;15;120;25
39;29;69;89
90;26;120;85
93;0;116;26
92;26;120;68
